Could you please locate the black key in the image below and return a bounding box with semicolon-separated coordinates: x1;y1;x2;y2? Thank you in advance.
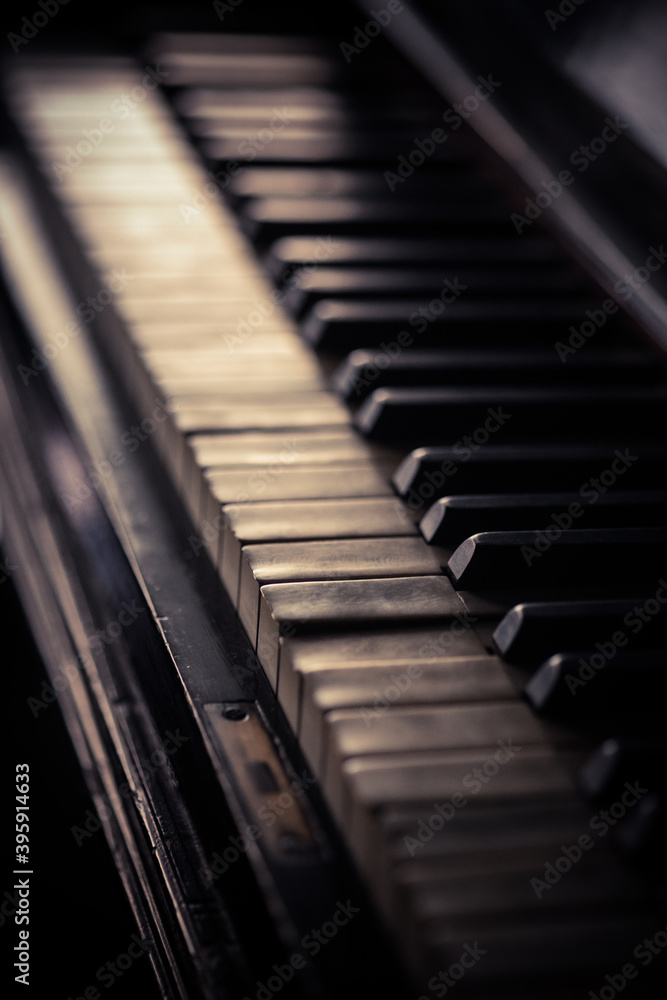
431;914;663;991
383;799;594;860
174;87;352;118
578;737;667;800
148;34;343;87
239;196;512;245
524;650;667;715
186;107;448;136
290;269;583;319
301;297;603;352
402;853;646;922
264;236;562;281
355;386;667;446
151;33;337;58
393;444;667;511
226;166;487;201
152;32;423;88
174;86;438;115
447;527;667;591
613;792;666;859
421;490;667;549
335;347;652;404
493;597;667;664
202;132;465;165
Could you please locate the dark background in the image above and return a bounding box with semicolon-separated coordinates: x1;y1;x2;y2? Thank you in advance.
3;571;161;999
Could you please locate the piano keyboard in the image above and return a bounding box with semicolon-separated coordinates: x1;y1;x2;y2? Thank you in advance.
2;18;667;1000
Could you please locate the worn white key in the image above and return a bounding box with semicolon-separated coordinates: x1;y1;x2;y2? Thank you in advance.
278;625;487;730
342;747;578;874
299;656;516;774
218;496;413;599
321;702;571;815
257;576;467;687
238;536;442;640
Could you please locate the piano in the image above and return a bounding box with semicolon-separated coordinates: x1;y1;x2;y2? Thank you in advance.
1;0;666;996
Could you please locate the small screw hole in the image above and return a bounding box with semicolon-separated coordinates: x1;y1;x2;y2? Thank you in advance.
223;707;249;722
